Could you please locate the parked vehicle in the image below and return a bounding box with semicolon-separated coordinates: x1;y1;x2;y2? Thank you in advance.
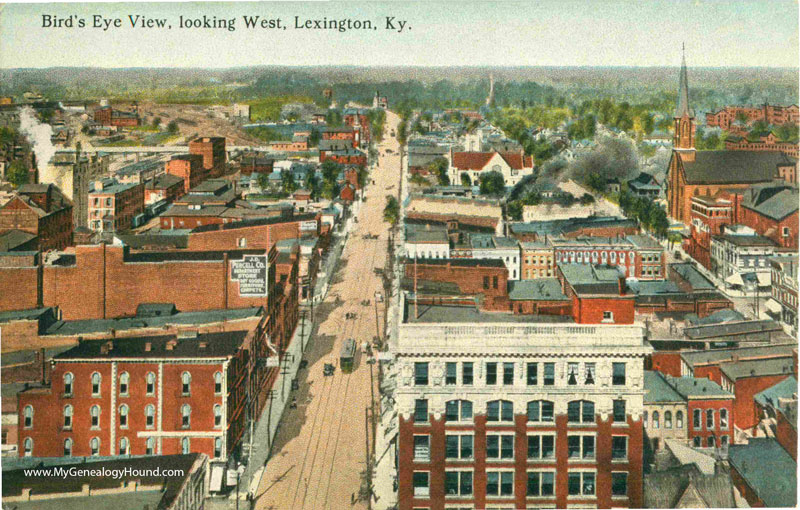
340;338;357;373
299;360;309;370
323;363;336;376
291;378;300;390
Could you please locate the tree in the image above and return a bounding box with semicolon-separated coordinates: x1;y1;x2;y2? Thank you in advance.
410;173;429;186
256;172;270;190
281;170;297;194
460;173;472;187
152;117;162;128
383;195;399;225
579;193;595;205
308;128;321;147
426;157;449;186
321;160;341;185
6;160;28;187
507;201;523;221
166;120;179;134
478;171;506;196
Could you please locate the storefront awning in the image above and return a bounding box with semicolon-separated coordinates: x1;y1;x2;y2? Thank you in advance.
756;272;771;287
210;465;224;492
765;298;783;315
725;273;744;286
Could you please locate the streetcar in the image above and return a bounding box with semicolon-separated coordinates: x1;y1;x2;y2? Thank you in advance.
340;338;357;373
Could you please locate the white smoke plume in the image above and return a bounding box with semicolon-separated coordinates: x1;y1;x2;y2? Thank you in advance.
18;106;57;175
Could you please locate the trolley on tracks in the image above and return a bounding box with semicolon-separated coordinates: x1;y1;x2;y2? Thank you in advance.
340;338;357;373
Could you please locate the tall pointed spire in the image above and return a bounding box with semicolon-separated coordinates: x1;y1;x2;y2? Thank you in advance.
675;43;694;118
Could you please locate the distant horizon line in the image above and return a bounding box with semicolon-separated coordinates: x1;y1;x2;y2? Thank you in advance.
2;64;799;71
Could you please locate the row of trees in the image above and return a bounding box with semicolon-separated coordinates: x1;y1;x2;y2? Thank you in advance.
618;191;670;239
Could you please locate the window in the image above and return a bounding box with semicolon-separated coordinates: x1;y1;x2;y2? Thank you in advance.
445;363;457;385
146;372;156;395
567;362;579;385
664;411;672;429
527;471;555;497
445;434;473;459
613;400;626;423
487;400;513;422
693;409;701;429
486;435;514;460
146;437;156;455
568;435;595;459
486;362;498;385
119;437;129;455
543;363;555;385
783;226;790;237
63;372;74;396
119;372;129;396
603;311;614;323
483;276;490;290
181;372;192;395
568;472;595;496
23;438;32;457
652;411;660;429
63;438;73;457
414;435;430;460
706;409;714;429
567;400;595;424
721;435;729;446
526;363;538;385
444;471;473;496
643;411;648;428
119;404;129;428
90;437;100;456
493;276;498;289
676;410;684;429
214;404;222;427
414;399;428;423
445;400;473;422
612;363;626;385
612;436;627;459
214;437;222;458
528;435;555;459
720;409;728;429
412;472;429;497
91;372;101;396
238;237;247;248
181;404;191;428
214;372;223;394
462;362;473;385
707;436;715;447
503;363;514;385
90;405;100;428
612;472;628;497
414;363;429;386
145;404;155;428
182;437;190;454
63;405;73;429
23;405;33;428
527;400;554;422
486;471;514;497
584;363;596;385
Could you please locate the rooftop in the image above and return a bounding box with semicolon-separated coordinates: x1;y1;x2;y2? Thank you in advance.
679;150;796;185
681;343;797;369
742;183;799;221
754;376;797;413
644;370;684;403
405;303;573;324
53;330;249;360
507;279;568;301
669;262;717;291
727;438;796;507
719;357;796;381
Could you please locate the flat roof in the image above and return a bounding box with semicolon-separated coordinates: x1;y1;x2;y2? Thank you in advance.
720;357;796;381
54;330;249;360
405;303;573;324
508;279;568;301
681;343;797;368
728;438;797;507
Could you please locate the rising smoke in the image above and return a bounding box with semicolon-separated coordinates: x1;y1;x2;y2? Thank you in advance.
18;107;57;175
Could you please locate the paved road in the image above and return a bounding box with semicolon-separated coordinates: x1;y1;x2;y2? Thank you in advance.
254;111;401;510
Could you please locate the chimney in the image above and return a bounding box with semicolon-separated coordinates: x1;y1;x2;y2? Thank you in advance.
100;341;113;355
94;180;104;192
165;339;178;351
144;342;152;352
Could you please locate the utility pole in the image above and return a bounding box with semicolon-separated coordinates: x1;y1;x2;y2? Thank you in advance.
373;296;381;343
369;359;376;445
365;406;372;510
414;251;418;320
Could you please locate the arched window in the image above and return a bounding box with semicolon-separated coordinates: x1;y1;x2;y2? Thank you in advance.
527;400;554;423
214;372;223;394
119;404;129;428
214;437;222;458
145;404;155;428
146;372;156;395
214;404;222;427
652;411;661;429
591;251;598;263
64;405;73;429
181;372;192;395
90;437;100;456
583;251;590;264
720;409;729;429
91;372;101;396
90;405;100;428
119;437;129;455
23;438;33;457
63;372;74;396
181;437;190;454
63;438;73;456
181;404;191;428
567;400;595;423
676;410;684;429
145;437;155;455
643;411;648;428
619;252;626;263
601;251;608;263
445;400;473;422
693;436;701;447
665;411;672;429
610;251;617;264
487;400;514;422
23;405;33;428
706;409;715;429
119;372;129;396
707;436;715;448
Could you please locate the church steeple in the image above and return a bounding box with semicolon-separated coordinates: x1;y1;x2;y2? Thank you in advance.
673;43;696;156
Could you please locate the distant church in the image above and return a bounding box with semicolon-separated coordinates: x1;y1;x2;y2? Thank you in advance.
373;90;388;110
666;48;797;224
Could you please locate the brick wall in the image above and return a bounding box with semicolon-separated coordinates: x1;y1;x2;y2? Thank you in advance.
404;261;509;310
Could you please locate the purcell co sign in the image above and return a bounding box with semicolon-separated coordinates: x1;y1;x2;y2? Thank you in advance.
230;255;268;297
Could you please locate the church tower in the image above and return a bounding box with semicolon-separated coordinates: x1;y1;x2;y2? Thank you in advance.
673;44;696;161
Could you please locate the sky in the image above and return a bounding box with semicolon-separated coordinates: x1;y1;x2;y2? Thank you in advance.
0;0;798;69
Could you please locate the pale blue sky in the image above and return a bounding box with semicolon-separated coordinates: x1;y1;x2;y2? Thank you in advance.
0;1;797;68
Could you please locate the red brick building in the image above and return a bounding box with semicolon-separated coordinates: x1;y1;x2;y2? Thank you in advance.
166;154;206;193
322;127;358;148
404;258;510;311
88;179;145;233
189;137;226;179
552;234;666;280
93;106;141;127
556;263;635;325
17;329;256;462
739;183;799;249
145;173;185;205
706;103;799;131
343;108;371;144
724;132;799;157
319;148;367;166
0;184;73;251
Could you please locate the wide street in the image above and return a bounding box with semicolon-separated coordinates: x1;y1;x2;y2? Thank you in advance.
254;111;401;510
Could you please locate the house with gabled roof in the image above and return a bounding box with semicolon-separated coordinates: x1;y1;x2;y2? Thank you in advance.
447;149;534;187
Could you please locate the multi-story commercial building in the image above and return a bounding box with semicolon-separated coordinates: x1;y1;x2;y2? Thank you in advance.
465;234;521;281
710;225;778;291
768;255;798;335
705;103;799;131
551;234;666;280
520;241;554;279
93;105;141;127
405;224;450;260
739;183;799;250
41;153;108;229
188;137;226;179
166;154;206;193
395;299;651;509
88;178;145;233
0;183;73;251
